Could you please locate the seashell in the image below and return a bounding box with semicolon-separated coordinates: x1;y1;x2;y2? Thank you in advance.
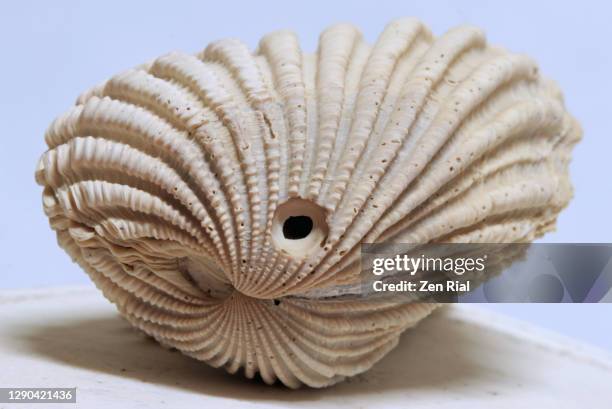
35;18;581;388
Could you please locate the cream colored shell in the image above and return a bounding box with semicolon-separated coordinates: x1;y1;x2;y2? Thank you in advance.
36;18;581;388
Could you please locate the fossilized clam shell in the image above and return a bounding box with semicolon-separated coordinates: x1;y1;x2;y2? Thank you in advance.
36;18;581;388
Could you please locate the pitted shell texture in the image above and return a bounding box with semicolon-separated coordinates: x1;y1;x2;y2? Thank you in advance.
36;18;581;388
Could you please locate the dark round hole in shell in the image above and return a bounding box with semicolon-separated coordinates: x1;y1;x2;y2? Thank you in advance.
282;216;313;240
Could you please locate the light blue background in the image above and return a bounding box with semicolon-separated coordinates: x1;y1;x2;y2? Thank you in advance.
1;1;610;350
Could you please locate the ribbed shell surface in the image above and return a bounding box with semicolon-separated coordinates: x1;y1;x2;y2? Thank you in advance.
36;18;581;388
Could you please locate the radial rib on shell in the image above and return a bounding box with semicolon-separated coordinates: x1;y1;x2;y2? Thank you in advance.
36;18;581;388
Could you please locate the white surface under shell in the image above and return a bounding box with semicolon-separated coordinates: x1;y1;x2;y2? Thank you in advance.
0;286;610;408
